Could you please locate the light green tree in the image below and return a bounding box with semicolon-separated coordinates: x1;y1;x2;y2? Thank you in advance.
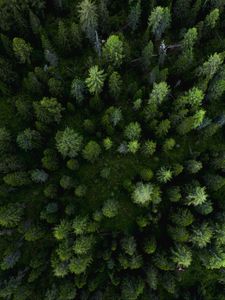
78;0;98;41
148;6;171;40
55;127;83;158
171;244;192;268
103;35;124;67
85;65;106;95
13;37;32;64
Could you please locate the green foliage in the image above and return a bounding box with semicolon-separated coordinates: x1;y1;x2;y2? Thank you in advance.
102;199;119;218
1;1;225;298
55;127;83;158
191;222;213;248
13;37;32;64
124;122;141;140
17;128;41;151
85;66;106;95
157;167;172;183
109;71;122;99
103;35;124;67
171;244;192;268
78;0;98;41
34;97;64;124
148;6;171;40
0;204;24;228
132;182;155;206
82;141;101;162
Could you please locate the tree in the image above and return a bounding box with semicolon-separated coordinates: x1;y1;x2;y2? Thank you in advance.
0;128;11;154
186;160;202;174
102;199;119;218
124;122;141;140
121;236;137;256
13;37;32;64
128;0;141;31
69;255;92;275
3;171;31;187
29;10;41;35
85;66;106;95
132;182;154;206
103;35;124;67
48;78;64;98
109;71;122;99
54;220;71;240
142;40;154;71
148;6;171;40
82;141;101;162
157;167;172;183
72;216;89;235
17;128;41;151
149;81;170;105
71;78;86;104
177;109;206;135
34;97;64;124
171;208;194;227
171;244;192;268
185;184;208;206
78;0;98;41
55;127;83;158
73;235;95;255
31;169;48;183
121;276;144;300
198;53;223;80
0;203;24;228
205;8;220;29
191;222;213;248
142;140;156;156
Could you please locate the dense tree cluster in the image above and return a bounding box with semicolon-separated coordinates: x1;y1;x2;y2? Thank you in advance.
1;0;225;299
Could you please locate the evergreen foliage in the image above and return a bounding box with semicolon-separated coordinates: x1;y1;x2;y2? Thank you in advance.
1;1;225;298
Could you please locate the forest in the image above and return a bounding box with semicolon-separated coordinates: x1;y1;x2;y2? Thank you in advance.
0;0;225;299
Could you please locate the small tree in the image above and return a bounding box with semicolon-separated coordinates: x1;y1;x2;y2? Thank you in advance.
124;122;141;140
17;128;41;151
148;6;171;40
78;0;98;41
171;244;192;268
102;199;119;218
132;182;154;206
157;167;172;183
103;35;124;67
191;222;213;248
109;71;122;99
82;141;101;162
85;65;106;95
13;37;32;64
31;169;49;183
55;128;83;158
34;97;64;124
71;78;86;104
0;203;24;228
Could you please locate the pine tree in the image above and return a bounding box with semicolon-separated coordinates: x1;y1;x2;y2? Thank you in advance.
78;0;98;41
17;128;41;151
102;199;119;218
85;65;106;95
191;222;213;248
55;128;83;158
34;97;64;124
13;38;32;64
82;141;101;162
0;203;24;228
148;6;171;40
132;182;154;206
103;35;124;67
